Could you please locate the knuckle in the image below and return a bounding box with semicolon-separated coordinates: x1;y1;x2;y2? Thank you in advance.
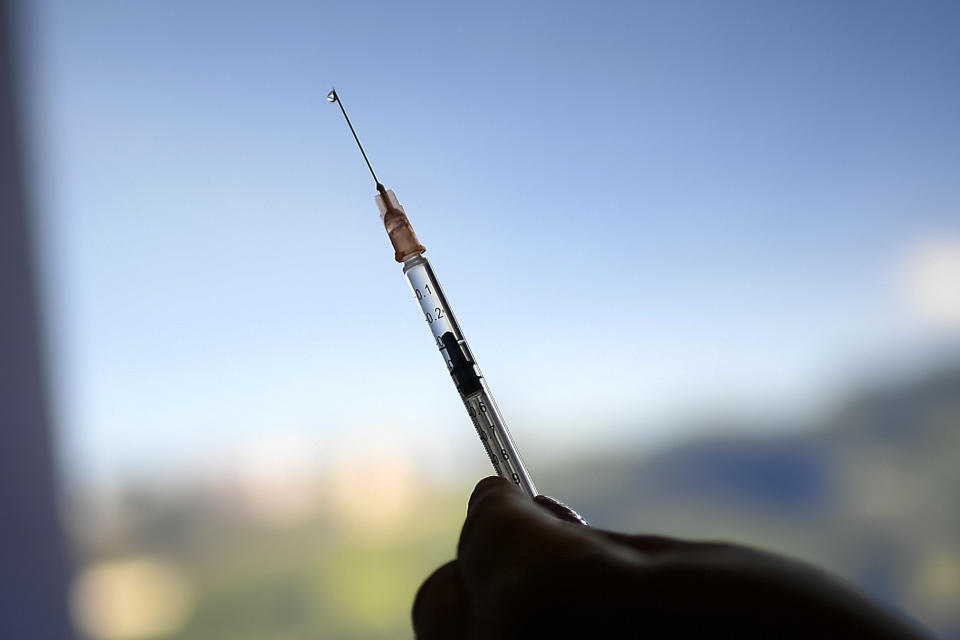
412;560;460;635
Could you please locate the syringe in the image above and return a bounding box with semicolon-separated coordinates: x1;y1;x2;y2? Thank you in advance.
328;89;538;498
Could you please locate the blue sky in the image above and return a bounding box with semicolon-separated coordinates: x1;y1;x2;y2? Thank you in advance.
20;0;960;485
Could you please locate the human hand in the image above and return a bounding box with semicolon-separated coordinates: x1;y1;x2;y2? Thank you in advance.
413;477;927;639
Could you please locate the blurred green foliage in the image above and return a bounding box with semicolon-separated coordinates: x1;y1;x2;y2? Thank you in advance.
71;366;960;639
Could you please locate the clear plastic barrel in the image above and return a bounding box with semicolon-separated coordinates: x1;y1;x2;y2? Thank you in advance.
402;254;538;497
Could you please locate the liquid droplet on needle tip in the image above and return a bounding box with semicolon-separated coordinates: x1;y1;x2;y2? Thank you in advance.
327;90;338;103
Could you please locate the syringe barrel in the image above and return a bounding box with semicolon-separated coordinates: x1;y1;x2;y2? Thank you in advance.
401;254;538;498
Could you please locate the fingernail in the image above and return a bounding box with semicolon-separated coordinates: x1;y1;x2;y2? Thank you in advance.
534;495;589;526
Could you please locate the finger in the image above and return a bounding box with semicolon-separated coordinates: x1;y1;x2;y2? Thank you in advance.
412;560;468;640
467;475;516;513
533;495;589;526
459;476;542;562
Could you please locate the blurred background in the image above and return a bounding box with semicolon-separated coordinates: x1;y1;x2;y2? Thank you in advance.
6;0;960;637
